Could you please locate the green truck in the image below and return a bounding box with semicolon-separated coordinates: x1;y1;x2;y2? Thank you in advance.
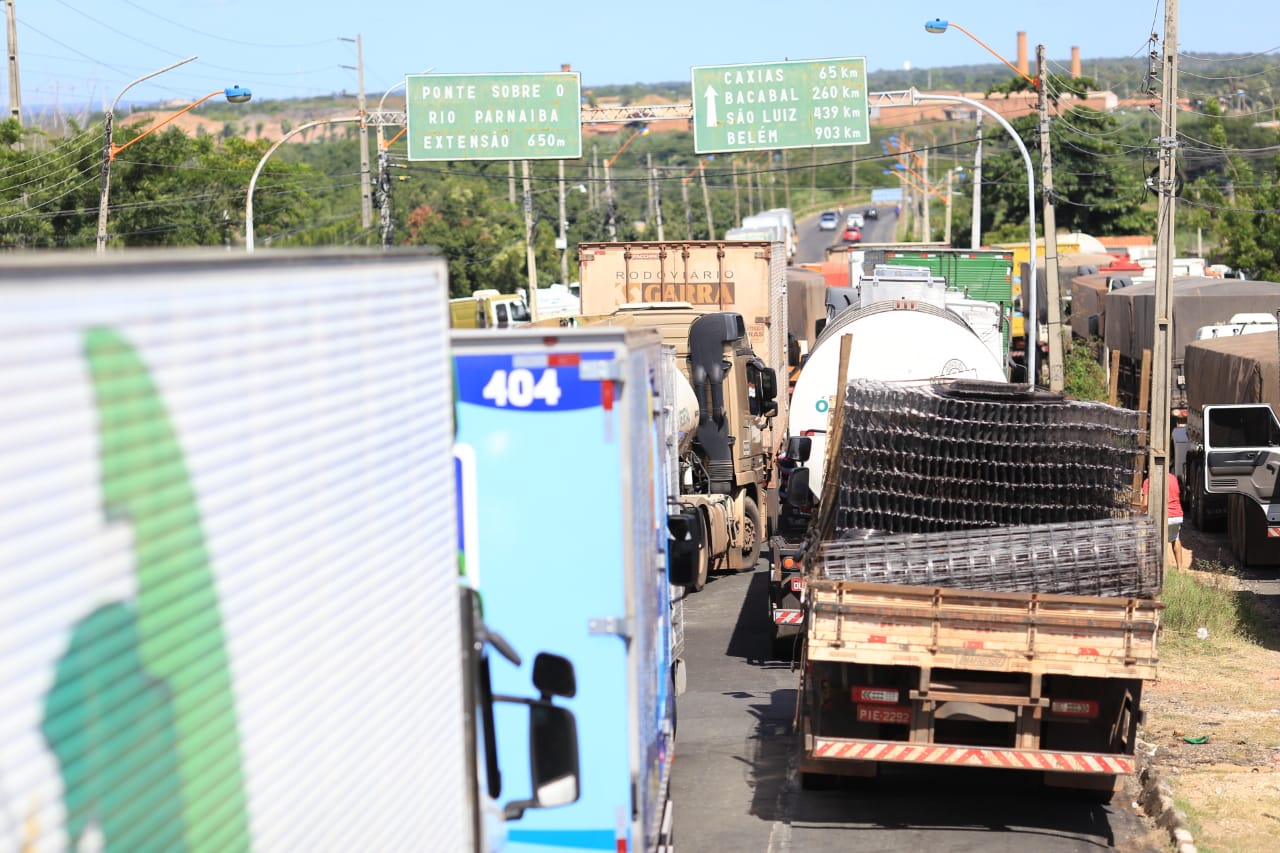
874;248;1017;372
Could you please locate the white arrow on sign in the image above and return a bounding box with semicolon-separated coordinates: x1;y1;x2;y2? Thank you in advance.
702;84;718;127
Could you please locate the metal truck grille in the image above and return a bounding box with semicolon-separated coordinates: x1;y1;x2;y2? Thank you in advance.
829;380;1143;535
814;517;1163;597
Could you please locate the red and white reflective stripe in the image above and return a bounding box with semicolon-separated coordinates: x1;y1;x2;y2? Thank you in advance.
774;609;804;624
1268;527;1280;538
514;352;581;368
811;738;1135;774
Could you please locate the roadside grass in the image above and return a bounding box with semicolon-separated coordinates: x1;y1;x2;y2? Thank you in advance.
1158;560;1266;648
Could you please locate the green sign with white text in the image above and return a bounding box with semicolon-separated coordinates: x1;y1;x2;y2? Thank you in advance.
406;72;582;161
692;58;870;154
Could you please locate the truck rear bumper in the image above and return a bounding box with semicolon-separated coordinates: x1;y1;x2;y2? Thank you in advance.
802;735;1135;775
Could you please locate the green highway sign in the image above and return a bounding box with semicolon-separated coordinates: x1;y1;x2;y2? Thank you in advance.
406;72;582;161
691;58;870;154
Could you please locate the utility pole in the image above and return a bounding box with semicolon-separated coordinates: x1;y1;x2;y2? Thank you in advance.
972;113;984;249
604;159;617;239
782;149;791;210
732;159;741;224
377;142;393;247
5;0;21;123
1039;44;1067;392
654;167;666;240
1148;0;1179;544
921;150;931;241
590;144;598;210
558;159;569;285
700;161;714;237
681;179;693;239
646;152;656;227
850;144;857;203
522;160;539;322
944;169;954;246
745;159;754;213
509;162;517;205
341;35;373;231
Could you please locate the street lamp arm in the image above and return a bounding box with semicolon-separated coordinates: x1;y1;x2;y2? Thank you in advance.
913;89;1038;384
927;21;1038;88
110;90;222;160
109;55;199;114
246;116;361;251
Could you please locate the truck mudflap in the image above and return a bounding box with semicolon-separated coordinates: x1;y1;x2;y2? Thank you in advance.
803;736;1136;775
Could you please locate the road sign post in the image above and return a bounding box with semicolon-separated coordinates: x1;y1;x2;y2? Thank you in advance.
406;72;582;161
692;58;870;154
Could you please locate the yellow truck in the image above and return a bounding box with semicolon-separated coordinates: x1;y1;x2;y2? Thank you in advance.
449;288;531;329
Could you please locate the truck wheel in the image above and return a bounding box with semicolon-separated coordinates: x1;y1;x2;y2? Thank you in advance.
688;513;710;593
742;497;763;570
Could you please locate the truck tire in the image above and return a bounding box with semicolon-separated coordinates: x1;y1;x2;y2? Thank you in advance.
688;512;710;593
742;496;763;570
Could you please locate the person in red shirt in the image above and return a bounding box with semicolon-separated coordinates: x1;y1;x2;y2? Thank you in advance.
1142;472;1188;570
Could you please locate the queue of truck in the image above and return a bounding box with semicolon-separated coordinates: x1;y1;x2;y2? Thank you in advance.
13;228;1278;850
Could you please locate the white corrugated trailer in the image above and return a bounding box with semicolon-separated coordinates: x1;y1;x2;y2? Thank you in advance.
0;251;578;852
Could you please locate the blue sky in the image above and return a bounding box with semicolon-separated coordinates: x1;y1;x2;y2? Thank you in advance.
6;0;1272;112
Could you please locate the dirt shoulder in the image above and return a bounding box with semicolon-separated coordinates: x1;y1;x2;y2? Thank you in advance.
1138;525;1280;852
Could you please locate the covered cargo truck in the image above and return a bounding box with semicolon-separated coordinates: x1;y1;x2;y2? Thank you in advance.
1104;277;1280;423
0;251;577;852
452;326;697;853
789;379;1162;797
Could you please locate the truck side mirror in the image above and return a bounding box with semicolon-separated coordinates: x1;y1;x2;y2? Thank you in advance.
504;703;581;819
760;367;778;404
786;468;811;507
666;507;703;587
786;435;812;463
532;652;576;699
530;704;579;807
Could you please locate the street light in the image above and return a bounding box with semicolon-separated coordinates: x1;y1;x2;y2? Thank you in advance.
97;57;252;251
924;19;1038;88
246;116;360;251
913;89;1038;385
924;19;1040;385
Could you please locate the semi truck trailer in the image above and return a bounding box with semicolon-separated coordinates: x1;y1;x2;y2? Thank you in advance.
452;326;698;852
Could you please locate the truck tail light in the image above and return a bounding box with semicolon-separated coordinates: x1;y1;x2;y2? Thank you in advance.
851;686;899;704
783;556;797;570
1050;699;1100;718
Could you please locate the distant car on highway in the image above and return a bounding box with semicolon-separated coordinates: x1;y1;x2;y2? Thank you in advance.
864;207;879;219
840;226;862;243
846;212;864;229
818;211;840;231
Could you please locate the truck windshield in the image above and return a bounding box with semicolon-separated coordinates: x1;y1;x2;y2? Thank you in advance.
509;301;531;323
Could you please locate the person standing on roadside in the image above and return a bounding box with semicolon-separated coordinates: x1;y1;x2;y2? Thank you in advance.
1142;471;1189;570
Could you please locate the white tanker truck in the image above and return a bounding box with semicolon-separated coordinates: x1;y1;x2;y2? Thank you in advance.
768;266;1008;649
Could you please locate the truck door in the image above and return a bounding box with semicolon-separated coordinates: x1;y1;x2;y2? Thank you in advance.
1203;404;1280;521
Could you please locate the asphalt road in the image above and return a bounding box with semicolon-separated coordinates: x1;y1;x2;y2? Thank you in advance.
796;206;899;265
669;564;1165;852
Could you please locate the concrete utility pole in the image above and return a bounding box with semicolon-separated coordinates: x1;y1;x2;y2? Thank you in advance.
340;35;373;231
681;179;693;238
509;161;517;205
6;0;21;122
590;145;598;210
1039;43;1066;392
645;153;655;226
782;149;791;210
558;158;569;285
972;113;984;249
944;168;954;247
732;159;741;223
654;166;665;240
522;159;539;321
604;159;617;239
700;161;714;237
1148;0;1179;544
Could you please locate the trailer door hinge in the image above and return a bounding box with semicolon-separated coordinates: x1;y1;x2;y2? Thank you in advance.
589;617;632;638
